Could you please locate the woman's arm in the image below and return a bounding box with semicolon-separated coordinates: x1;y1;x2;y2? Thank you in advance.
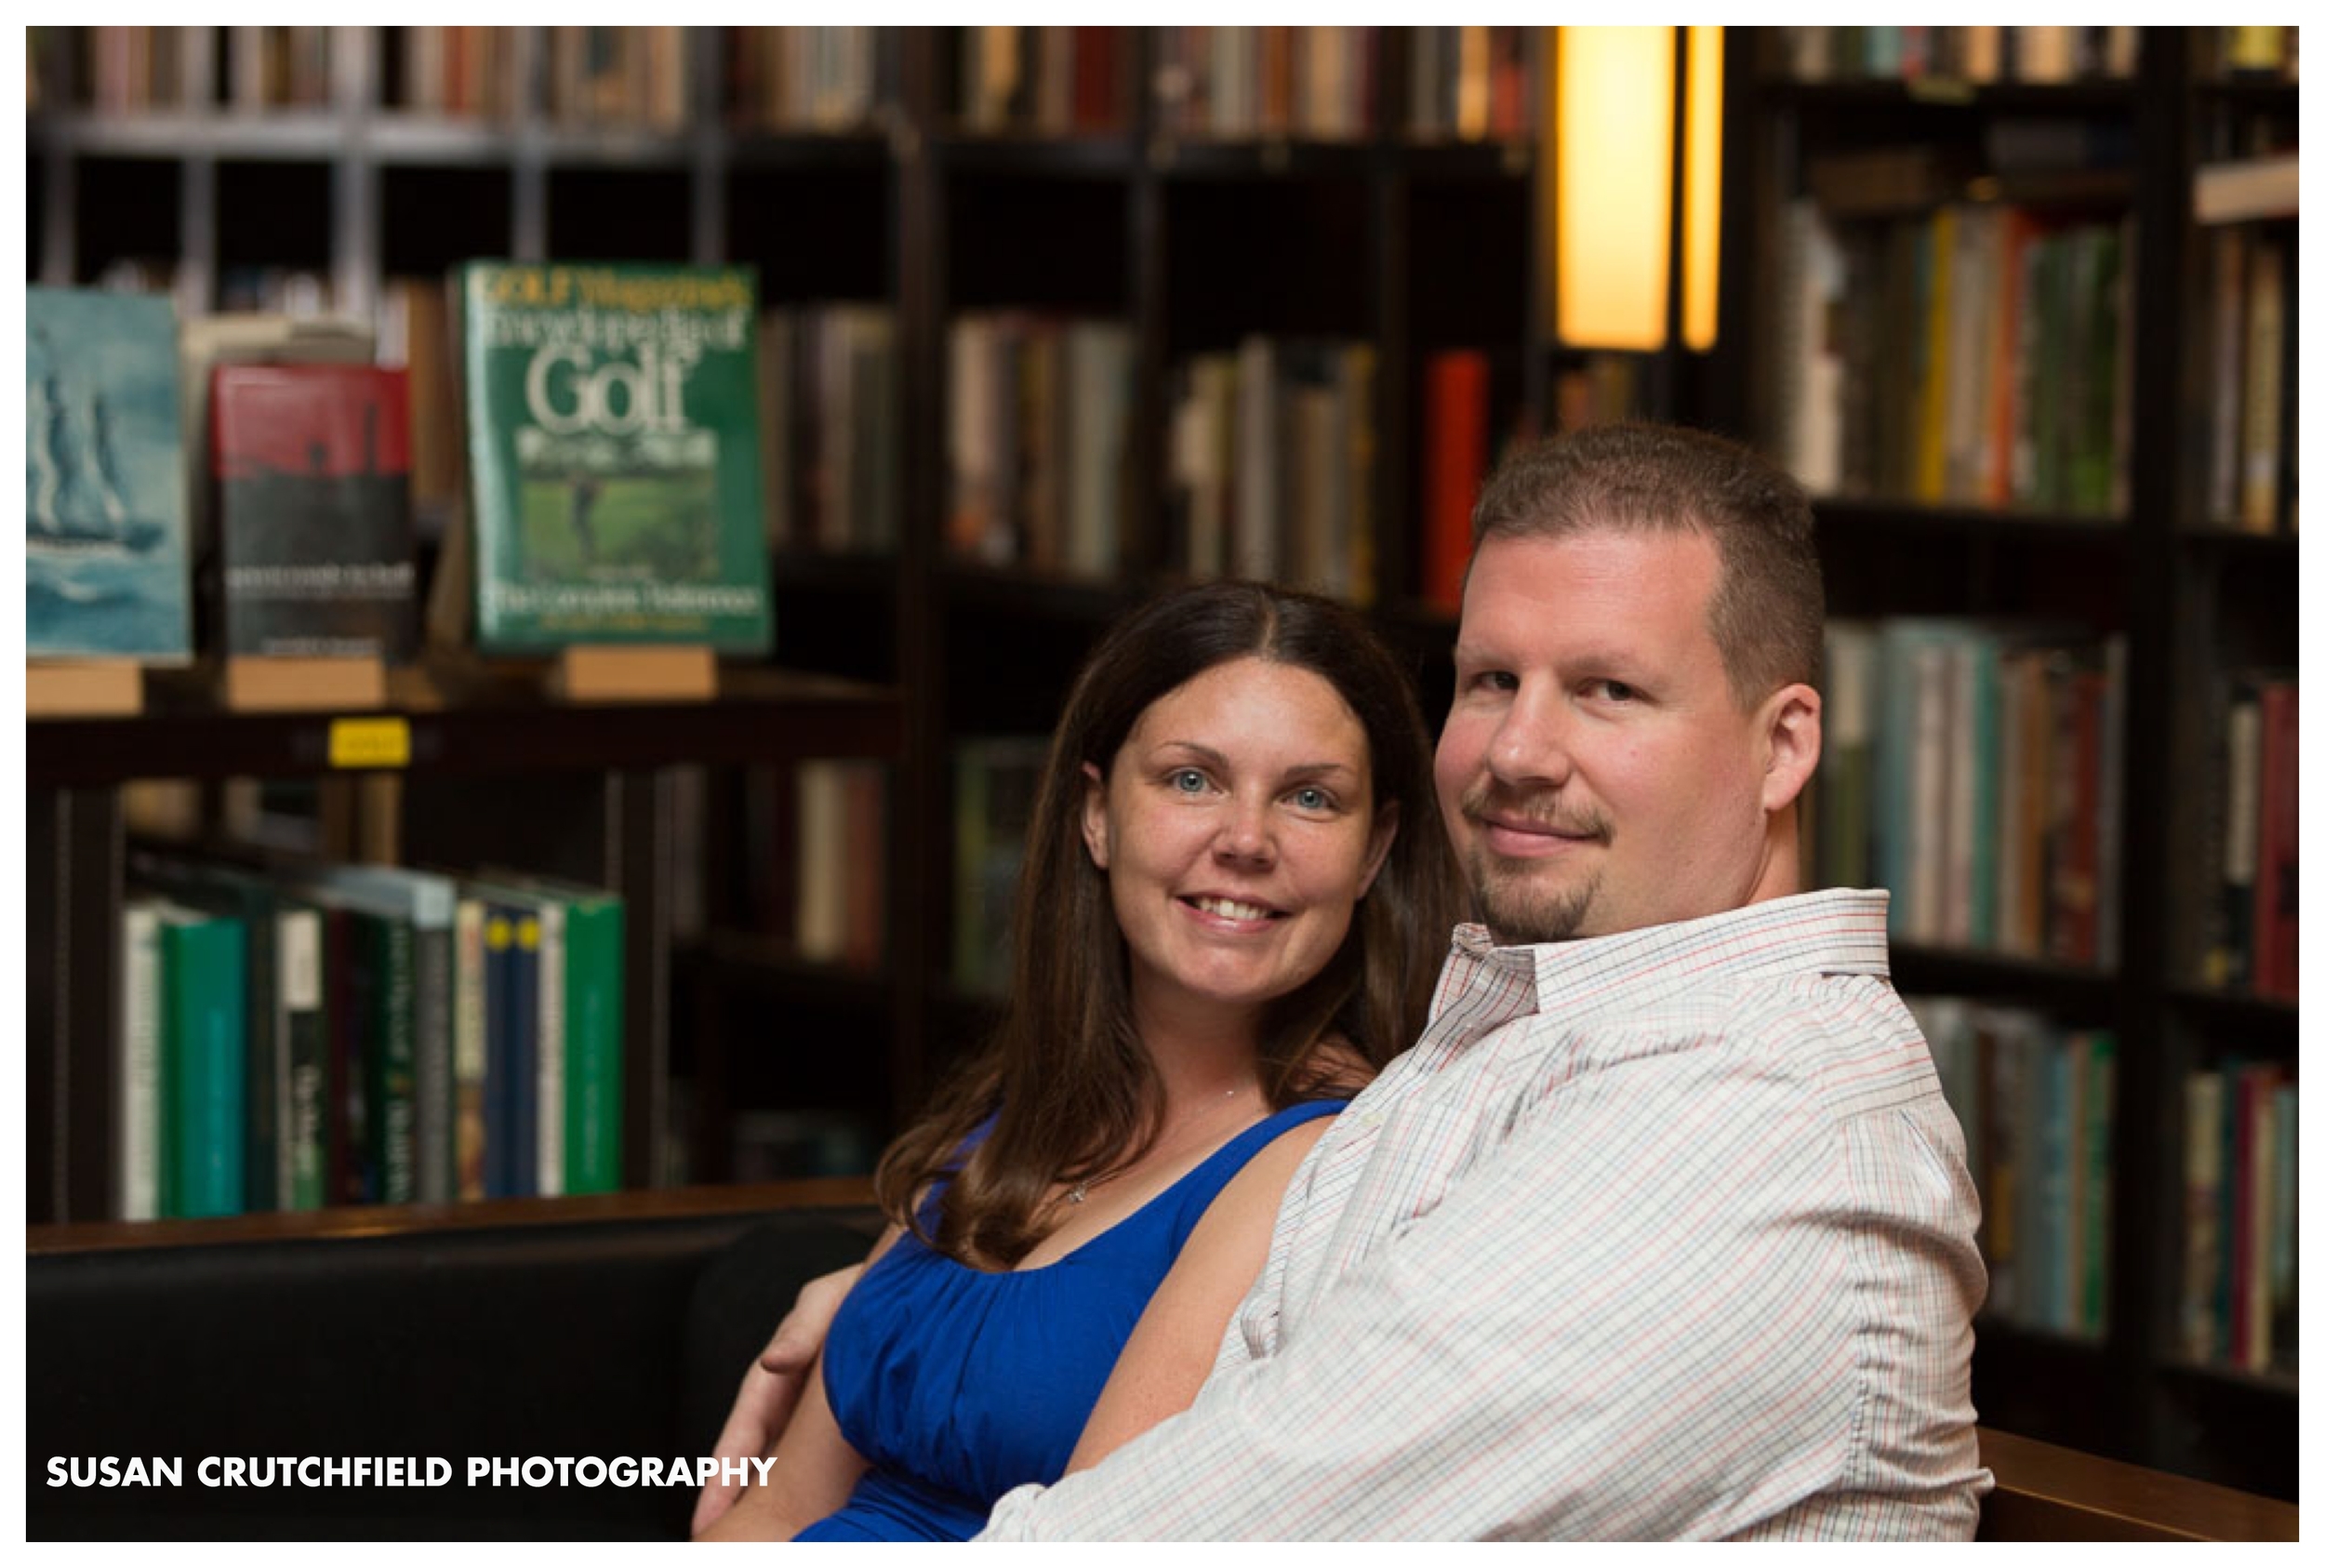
1064;1118;1332;1472
690;1260;868;1535
692;1226;900;1541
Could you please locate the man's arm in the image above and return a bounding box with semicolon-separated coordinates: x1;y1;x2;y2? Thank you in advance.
982;1047;1962;1539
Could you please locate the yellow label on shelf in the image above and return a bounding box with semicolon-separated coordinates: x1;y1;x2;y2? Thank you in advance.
327;717;410;770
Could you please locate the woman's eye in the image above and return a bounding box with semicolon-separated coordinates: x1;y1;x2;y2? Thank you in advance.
1290;787;1332;811
1170;769;1208;793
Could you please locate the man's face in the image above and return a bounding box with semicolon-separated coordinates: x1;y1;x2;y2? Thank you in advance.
1434;526;1790;944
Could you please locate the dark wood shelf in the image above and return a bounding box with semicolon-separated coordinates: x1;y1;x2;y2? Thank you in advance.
1889;942;2121;1014
1811;498;2132;543
934;130;1138;177
935;561;1138;623
1760;77;2140;114
680;930;895;1005
27;666;903;786
2165;984;2300;1036
2156;1354;2299;1400
26;1177;878;1256
1149;135;1376;179
725;127;895;170
2177;525;2299;560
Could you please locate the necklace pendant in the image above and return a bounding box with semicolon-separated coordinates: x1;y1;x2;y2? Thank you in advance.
1067;1183;1088;1204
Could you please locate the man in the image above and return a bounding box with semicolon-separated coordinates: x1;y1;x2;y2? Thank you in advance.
699;422;1990;1538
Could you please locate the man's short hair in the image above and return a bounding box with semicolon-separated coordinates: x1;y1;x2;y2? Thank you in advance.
1469;422;1825;704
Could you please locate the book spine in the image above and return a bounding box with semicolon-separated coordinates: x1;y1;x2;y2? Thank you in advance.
454;898;489;1202
117;903;165;1223
2180;1070;2225;1360
279;907;328;1212
534;899;567;1200
563;897;626;1195
163;914;248;1218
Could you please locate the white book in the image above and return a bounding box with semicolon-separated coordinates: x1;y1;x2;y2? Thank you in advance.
117;901;166;1222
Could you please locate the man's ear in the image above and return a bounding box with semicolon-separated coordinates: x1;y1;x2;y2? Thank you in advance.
1080;761;1110;870
1758;683;1822;815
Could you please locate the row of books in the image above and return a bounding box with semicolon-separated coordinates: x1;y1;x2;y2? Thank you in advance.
1151;26;1379;143
764;305;903;556
1814;619;2125;966
951;737;1049;997
947;313;1133;578
953;27;1125;135
2179;1061;2298;1375
2198;675;2298;1001
118;849;623;1222
724;26;894;134
1776;26;2139;86
1408;27;1535;144
540;27;689;131
2197;222;2296;536
740;761;890;972
1775;195;2132;516
39;25;338;115
31;260;783;668
1913;997;2115;1339
1165;336;1378;602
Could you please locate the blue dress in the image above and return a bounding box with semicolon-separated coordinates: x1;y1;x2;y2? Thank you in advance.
795;1099;1346;1540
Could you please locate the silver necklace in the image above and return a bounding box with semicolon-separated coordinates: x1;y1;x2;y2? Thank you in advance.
1066;1085;1244;1204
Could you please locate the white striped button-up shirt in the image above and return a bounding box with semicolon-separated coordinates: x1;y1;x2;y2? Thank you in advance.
981;889;1992;1538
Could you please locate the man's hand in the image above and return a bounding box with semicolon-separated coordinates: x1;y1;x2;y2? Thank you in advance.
690;1263;863;1536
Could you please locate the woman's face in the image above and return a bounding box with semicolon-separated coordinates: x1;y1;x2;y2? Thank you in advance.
1081;657;1399;1041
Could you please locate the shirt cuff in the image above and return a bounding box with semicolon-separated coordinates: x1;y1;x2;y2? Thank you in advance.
973;1482;1051;1540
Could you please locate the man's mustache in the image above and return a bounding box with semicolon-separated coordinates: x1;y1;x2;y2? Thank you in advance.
1457;784;1612;844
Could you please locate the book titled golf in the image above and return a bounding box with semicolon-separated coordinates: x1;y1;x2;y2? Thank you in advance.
452;260;774;653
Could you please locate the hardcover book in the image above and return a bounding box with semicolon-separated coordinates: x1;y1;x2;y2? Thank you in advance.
449;260;775;653
25;286;195;662
210;363;419;660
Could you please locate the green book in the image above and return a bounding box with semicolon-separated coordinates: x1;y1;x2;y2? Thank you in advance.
450;260;775;654
155;903;247;1219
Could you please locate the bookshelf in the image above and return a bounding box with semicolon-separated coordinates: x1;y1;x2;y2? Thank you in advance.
24;22;1536;1210
24;23;2296;1501
1729;25;2297;1499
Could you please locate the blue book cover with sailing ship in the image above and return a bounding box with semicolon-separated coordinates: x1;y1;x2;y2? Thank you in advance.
26;286;195;661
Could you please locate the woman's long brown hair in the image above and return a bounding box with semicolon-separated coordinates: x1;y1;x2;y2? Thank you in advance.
872;581;1466;1269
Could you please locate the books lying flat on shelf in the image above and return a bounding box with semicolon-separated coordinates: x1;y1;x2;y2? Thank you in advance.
25;286;194;663
443;260;775;655
2194;153;2299;225
211;364;419;661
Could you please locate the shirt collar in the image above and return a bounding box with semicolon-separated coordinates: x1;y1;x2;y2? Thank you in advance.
1445;888;1893;1023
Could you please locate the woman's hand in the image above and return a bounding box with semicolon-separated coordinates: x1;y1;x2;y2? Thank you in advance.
689;1262;865;1537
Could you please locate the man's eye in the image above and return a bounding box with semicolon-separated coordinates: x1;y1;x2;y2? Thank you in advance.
1170;769;1208;793
1467;671;1517;693
1594;679;1638;702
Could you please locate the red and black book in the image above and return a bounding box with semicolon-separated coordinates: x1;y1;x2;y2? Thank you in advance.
211;363;418;661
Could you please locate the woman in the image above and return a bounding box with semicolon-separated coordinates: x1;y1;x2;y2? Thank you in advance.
698;582;1462;1541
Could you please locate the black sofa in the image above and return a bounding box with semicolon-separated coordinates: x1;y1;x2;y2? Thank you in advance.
27;1204;882;1540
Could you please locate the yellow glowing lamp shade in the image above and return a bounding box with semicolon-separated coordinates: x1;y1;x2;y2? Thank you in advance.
1555;26;1721;352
